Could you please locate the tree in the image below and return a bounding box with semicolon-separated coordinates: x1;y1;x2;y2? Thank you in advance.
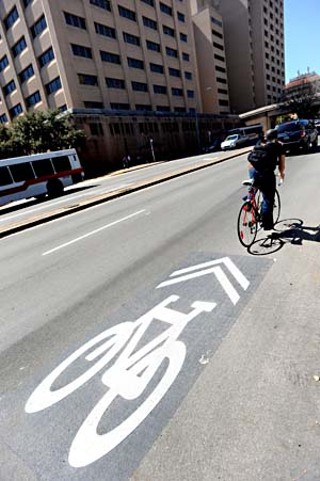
280;78;320;119
0;109;86;159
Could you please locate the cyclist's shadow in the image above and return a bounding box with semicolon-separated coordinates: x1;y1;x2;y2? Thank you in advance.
248;218;320;256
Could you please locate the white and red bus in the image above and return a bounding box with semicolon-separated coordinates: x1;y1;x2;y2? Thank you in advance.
0;149;84;207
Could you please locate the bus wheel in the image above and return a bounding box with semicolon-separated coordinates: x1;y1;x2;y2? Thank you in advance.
47;179;64;198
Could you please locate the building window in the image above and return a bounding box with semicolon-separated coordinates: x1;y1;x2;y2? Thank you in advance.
78;74;98;86
213;42;224;51
132;81;148;92
95;22;116;38
90;0;111;11
163;25;175;37
135;104;152;111
212;29;223;39
215;65;226;73
64;12;86;29
214;53;225;62
84;101;103;108
169;67;180;77
217;77;227;84
106;77;125;89
182;52;189;61
26;90;41;107
118;6;136;21
3;80;16;96
9;103;23;118
172;88;183;96
23;0;34;7
110;103;130;110
127;57;144;69
12;36;27;57
0;114;8;124
218;88;228;94
89;123;104;136
187;90;194;98
180;32;187;42
141;0;154;5
100;51;121;64
146;40;160;52
211;16;222;27
30;14;47;38
156;105;170;112
143;16;157;29
219;99;229;106
123;32;140;46
160;3;172;15
38;47;55;67
153;85;167;94
4;7;19;30
177;12;185;22
166;47;177;58
0;55;9;72
45;76;62;95
71;44;92;58
150;63;164;73
184;71;192;80
19;64;34;83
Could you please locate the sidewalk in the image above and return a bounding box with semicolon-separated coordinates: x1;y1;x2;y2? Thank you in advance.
0;147;252;238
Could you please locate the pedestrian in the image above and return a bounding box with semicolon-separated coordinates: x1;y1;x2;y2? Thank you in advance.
247;128;286;231
122;154;130;169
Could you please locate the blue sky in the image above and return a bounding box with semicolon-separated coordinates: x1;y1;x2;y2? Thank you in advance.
284;0;320;82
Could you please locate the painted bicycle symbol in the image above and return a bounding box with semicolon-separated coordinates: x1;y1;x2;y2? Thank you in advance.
25;257;249;468
26;295;216;467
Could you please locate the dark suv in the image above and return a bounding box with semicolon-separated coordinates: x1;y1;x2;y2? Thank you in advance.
276;119;318;154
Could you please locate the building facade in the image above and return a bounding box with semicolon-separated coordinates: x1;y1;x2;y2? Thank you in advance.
214;0;285;113
190;0;230;115
0;0;241;173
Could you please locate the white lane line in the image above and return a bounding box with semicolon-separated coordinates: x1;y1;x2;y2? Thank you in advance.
0;184;132;222
42;209;146;256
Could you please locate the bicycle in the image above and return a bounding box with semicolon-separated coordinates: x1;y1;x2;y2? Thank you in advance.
237;179;281;247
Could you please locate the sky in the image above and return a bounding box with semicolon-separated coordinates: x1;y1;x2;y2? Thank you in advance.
284;0;320;82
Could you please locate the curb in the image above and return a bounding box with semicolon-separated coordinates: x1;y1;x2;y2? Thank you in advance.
0;148;252;239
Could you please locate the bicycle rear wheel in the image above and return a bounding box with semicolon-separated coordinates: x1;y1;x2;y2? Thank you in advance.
237;202;258;247
273;189;281;223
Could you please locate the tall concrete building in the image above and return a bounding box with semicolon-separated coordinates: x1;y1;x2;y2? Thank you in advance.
0;0;201;119
0;0;240;171
214;0;285;113
190;0;230;115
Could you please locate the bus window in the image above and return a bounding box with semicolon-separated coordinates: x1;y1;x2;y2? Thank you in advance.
0;166;13;186
10;163;35;183
32;159;54;177
52;156;71;173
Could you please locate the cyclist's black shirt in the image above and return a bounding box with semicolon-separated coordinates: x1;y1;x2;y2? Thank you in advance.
250;140;284;173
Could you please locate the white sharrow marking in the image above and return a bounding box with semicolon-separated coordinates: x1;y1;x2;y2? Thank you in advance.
42;210;146;256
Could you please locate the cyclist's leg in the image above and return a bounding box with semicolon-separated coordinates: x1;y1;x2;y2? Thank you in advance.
259;173;276;230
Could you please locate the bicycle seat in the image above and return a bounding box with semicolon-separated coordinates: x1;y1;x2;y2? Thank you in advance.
242;179;254;186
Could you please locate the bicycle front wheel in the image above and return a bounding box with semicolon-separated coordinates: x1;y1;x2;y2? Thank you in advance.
273;189;281;223
237;202;258;247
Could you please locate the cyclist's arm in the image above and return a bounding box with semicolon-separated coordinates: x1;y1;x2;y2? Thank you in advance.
278;154;285;180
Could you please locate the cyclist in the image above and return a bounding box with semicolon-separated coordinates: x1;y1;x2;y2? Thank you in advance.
247;128;286;231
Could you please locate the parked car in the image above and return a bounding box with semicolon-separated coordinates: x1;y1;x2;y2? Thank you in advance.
275;119;318;154
315;119;320;135
220;134;248;150
202;137;222;153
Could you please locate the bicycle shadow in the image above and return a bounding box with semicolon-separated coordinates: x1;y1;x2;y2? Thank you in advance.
248;219;320;256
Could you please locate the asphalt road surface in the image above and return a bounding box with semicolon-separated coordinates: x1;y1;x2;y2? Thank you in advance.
1;149;320;481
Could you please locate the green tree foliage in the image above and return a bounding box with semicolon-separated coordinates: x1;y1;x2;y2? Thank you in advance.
0;109;86;159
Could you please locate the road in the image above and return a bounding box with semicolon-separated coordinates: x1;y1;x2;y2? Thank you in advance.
0;149;320;481
0;147;251;236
